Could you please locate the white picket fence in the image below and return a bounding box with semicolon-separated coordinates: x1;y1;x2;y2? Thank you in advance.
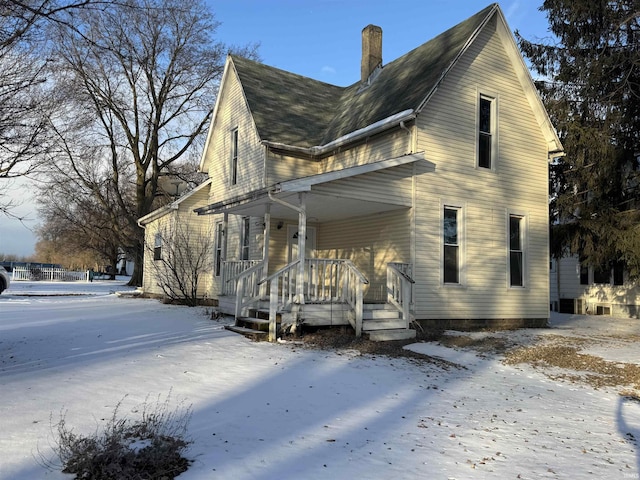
11;266;91;282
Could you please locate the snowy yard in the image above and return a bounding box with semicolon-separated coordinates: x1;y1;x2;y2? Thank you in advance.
1;280;639;479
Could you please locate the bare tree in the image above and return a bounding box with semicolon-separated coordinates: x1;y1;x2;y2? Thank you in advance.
146;221;214;307
36;174;130;273
42;0;258;286
0;1;110;215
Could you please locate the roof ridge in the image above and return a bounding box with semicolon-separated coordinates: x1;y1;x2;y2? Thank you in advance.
231;3;498;149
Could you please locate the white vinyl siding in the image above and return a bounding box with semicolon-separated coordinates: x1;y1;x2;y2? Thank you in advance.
413;14;549;319
141;185;212;298
313;165;413;207
551;255;640;318
316;209;411;302
266;151;319;185
320;129;413;172
201;63;265;202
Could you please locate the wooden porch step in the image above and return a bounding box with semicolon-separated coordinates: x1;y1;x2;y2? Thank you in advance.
365;328;416;342
236;316;271;332
363;309;402;320
362;317;407;331
224;325;268;341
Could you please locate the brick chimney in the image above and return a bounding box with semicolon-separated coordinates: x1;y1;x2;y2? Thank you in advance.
361;24;382;83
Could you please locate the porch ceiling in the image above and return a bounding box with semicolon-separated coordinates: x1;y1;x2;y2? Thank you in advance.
225;190;410;222
196;152;431;222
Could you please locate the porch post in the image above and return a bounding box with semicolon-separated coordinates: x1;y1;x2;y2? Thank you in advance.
295;192;307;304
261;204;271;298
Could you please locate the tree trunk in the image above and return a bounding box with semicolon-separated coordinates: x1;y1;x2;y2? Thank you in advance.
128;238;144;287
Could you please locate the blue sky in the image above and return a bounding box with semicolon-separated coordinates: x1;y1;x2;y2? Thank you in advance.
211;0;553;87
1;1;552;258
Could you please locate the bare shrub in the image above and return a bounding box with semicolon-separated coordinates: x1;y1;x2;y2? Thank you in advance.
49;393;192;480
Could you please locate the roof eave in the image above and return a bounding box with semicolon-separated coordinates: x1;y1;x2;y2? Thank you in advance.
415;3;500;114
262;109;416;157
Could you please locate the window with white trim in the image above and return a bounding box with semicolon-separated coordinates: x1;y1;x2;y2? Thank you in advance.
230;128;238;185
240;216;250;261
509;215;524;287
153;233;162;261
443;207;460;284
214;221;223;276
478;94;495;169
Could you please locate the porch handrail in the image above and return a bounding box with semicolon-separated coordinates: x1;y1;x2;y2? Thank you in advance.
341;260;369;338
258;259;369;341
258;259;300;285
222;260;262;295
233;261;266;319
387;263;415;328
263;260;300;342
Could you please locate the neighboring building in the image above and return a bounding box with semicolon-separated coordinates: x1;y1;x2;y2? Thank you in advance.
550;256;640;318
141;3;562;339
139;180;212;300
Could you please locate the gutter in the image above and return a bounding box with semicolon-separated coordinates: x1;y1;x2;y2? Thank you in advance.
262;109;416;157
137;203;179;228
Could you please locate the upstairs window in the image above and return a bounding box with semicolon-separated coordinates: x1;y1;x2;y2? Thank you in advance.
509;215;524;287
230;128;238;186
478;95;494;169
443;207;460;284
153;233;162;261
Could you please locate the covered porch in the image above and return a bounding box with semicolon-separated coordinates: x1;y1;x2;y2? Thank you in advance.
196;154;427;340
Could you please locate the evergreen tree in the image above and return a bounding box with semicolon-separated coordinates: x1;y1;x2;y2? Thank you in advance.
517;0;640;277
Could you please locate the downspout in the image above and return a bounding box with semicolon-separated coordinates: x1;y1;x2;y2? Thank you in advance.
399;120;414;155
268;190;305;214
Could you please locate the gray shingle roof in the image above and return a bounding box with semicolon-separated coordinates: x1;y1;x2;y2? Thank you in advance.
231;3;497;149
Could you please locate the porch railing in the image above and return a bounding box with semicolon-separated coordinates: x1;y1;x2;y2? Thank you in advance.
258;259;369;341
387;262;415;327
222;260;263;295
229;261;266;319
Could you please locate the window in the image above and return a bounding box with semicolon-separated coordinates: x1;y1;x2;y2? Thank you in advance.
509;215;524;287
478;95;494;169
579;263;589;285
613;261;624;286
230;128;238;185
153;233;162;261
593;265;610;284
443;207;459;284
214;222;223;276
241;216;250;261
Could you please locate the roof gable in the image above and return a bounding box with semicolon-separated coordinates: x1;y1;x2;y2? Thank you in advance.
138;179;211;226
225;3;561;154
322;4;495;143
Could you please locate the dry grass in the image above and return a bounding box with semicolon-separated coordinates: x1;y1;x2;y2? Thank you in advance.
504;336;640;391
288;325;640;394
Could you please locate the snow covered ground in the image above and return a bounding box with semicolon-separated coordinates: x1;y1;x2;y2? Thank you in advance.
1;280;639;479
